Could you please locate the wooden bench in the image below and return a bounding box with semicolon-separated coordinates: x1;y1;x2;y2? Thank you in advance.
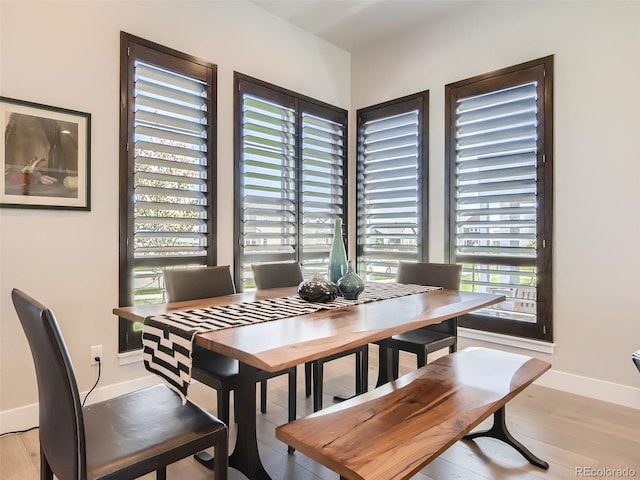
276;347;550;480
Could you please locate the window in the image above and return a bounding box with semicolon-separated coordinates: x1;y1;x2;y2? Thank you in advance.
445;56;553;341
119;32;217;351
356;92;429;281
234;74;347;290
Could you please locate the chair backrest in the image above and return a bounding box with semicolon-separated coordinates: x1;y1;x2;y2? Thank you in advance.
396;262;461;290
252;262;304;289
12;289;86;480
164;265;236;302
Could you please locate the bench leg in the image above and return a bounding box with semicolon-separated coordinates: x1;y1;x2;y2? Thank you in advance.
464;406;549;470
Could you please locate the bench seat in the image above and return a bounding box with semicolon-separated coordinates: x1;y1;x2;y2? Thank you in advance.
276;347;550;480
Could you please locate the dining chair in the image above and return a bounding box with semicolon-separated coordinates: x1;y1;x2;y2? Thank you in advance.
163;265;297;457
251;261;368;412
633;349;640;373
12;288;228;480
375;261;462;386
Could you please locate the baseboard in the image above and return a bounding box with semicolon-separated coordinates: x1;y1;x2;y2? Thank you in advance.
0;375;160;435
458;327;555;354
534;368;640;410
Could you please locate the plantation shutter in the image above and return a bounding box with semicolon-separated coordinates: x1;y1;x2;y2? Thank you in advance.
452;77;542;327
300;109;346;278
134;61;210;259
236;76;348;290
128;47;215;306
119;34;217;351
455;82;538;257
446;58;553;341
240;92;297;281
357;95;427;282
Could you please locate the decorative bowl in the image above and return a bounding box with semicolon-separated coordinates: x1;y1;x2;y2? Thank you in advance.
297;278;339;303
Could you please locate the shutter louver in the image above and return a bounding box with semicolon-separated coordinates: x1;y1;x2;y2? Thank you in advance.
133;60;210;261
240;94;297;275
301;112;346;278
454;82;539;323
359;109;421;281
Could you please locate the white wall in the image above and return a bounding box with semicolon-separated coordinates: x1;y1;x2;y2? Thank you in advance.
0;0;350;429
351;1;640;395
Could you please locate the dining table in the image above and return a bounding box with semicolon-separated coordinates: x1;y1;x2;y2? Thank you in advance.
113;285;505;480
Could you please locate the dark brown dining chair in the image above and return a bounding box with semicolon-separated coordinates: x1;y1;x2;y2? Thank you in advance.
376;261;462;386
252;261;368;412
164;265;297;457
12;288;228;480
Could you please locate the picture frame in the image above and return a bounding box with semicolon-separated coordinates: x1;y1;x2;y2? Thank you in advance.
1;96;91;210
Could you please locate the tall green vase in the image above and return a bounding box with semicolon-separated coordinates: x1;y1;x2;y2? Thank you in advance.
328;218;348;283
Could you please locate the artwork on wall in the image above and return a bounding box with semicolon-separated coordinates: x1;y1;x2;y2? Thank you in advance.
1;96;91;210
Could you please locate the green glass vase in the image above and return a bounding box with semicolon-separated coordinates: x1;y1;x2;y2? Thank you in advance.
337;261;365;300
328;218;348;283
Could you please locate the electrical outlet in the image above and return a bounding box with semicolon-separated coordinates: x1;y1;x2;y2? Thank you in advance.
90;345;103;365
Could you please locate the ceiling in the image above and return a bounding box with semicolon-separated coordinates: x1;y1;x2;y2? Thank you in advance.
250;0;468;52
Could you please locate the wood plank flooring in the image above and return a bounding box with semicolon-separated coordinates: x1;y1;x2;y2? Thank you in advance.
2;347;639;479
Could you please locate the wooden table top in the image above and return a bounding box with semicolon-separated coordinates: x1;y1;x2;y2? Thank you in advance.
114;287;504;372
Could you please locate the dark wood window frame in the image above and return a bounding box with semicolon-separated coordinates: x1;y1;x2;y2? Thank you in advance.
118;32;217;352
445;56;554;341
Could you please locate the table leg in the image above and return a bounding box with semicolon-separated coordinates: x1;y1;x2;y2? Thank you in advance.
229;362;272;480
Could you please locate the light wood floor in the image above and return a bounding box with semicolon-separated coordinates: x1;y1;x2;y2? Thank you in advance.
2;347;639;480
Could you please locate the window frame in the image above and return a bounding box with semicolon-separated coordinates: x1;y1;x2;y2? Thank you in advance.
118;32;217;352
445;56;554;341
355;92;429;280
233;73;348;290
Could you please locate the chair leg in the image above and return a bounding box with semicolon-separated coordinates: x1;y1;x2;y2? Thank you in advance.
218;388;231;426
354;347;369;394
156;467;167;480
312;361;323;412
40;449;53;480
260;379;267;414
376;342;390;387
391;348;400;380
355;350;362;394
287;368;297;423
360;346;369;394
214;432;229;480
305;362;312;397
194;388;230;469
287;367;297;455
416;349;427;369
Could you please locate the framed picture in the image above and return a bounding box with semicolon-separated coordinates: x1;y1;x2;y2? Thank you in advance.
1;97;91;210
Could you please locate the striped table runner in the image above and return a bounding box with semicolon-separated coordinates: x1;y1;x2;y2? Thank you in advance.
143;282;440;402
